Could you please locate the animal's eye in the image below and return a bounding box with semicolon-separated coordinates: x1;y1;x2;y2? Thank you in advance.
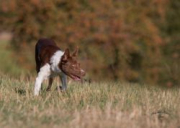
62;60;68;64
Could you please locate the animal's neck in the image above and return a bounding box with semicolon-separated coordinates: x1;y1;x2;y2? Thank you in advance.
50;50;64;72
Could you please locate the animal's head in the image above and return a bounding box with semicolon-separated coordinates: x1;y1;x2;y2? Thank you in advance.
60;48;85;81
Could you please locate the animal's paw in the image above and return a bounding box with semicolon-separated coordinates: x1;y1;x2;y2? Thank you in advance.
56;86;66;92
46;88;51;91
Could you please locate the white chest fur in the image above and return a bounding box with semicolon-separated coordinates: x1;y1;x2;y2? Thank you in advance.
50;50;64;74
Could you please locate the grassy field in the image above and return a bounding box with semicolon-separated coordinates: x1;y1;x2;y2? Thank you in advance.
0;39;180;128
0;75;180;128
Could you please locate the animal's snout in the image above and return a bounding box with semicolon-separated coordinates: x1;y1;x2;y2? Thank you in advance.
81;69;86;76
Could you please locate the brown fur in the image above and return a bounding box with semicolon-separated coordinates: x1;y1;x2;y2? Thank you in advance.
35;38;85;79
34;38;85;94
35;38;60;73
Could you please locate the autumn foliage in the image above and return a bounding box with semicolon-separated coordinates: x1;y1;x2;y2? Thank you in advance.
0;0;179;86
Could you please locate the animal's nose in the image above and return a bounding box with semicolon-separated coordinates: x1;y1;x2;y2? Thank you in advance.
81;69;86;76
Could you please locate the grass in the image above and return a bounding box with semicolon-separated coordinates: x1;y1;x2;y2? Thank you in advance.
0;39;180;127
0;75;180;128
0;40;26;76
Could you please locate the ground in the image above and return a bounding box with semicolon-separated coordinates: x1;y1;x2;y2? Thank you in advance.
0;76;179;128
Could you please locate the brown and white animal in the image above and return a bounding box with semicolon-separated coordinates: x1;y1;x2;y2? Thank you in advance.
34;38;85;96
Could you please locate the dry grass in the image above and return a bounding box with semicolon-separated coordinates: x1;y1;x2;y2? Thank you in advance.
0;75;180;128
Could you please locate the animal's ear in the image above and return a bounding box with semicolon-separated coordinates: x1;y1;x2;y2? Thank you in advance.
62;48;70;61
72;47;79;57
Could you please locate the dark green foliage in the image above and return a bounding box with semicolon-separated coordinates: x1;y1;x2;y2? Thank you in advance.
159;0;180;86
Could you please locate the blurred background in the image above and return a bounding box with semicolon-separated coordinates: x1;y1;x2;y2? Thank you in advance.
0;0;179;86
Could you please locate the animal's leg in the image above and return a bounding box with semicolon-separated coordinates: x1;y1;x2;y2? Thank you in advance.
34;64;50;96
60;73;67;91
46;77;54;91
